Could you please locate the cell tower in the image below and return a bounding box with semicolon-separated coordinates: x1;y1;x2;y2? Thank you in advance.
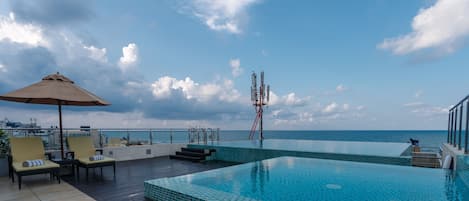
249;71;270;140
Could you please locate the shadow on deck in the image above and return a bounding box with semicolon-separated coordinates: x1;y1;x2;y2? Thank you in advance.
62;156;238;201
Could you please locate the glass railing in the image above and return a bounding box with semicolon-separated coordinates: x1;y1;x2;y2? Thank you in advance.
0;127;220;151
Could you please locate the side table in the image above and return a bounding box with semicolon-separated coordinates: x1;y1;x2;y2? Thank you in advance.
51;159;76;177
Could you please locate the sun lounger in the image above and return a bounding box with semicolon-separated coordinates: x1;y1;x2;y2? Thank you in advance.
107;137;123;147
67;136;116;180
9;137;60;189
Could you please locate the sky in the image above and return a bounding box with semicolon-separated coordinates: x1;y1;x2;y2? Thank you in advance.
0;0;468;130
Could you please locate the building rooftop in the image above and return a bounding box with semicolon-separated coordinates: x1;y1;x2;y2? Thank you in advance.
1;156;237;201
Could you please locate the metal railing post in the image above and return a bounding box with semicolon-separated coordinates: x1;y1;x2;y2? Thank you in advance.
208;128;213;143
99;129;103;148
211;128;215;142
450;111;454;145
64;130;68;149
127;129;130;146
454;108;458;147
149;129;153;145
466;101;469;153
170;129;173;144
459;104;464;150
448;112;451;143
188;129;190;143
203;128;207;144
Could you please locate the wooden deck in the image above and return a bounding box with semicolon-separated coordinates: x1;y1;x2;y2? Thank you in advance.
62;156;238;201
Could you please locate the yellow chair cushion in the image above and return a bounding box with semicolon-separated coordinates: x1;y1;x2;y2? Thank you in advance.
77;156;115;165
10;137;46;163
107;138;122;147
67;136;97;159
68;136;116;164
12;160;59;172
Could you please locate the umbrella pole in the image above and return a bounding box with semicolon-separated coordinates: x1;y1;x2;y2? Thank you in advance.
58;102;64;159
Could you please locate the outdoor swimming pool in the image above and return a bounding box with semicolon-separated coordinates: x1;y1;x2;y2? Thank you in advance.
189;139;412;165
144;157;468;201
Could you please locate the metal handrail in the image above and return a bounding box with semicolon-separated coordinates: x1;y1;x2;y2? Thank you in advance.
448;95;469;154
0;127;220;149
187;127;220;145
0;127;196;132
450;95;469;111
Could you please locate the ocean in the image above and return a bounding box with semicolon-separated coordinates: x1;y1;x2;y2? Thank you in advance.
103;130;447;151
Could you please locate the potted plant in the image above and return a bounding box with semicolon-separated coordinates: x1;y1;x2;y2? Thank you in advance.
0;129;9;176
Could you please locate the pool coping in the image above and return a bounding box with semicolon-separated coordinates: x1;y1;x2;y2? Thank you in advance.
190;139;412;158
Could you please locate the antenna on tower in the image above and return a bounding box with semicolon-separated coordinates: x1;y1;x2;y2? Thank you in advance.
249;71;270;140
251;72;257;102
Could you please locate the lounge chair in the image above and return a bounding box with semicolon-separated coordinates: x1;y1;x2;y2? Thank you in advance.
107;137;123;147
67;136;116;180
9;137;60;189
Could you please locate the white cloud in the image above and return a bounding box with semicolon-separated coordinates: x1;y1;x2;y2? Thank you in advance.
336;84;346;92
230;58;243;77
298;112;314;122
0;12;110;75
118;43;138;71
343;103;350;111
84;45;107;63
284;93;307;106
322;102;338;114
0;13;108;66
403;102;425;107
270;101;364;127
44;31;110;66
268;91;279;105
269;91;309;107
378;0;469;55
0;12;48;47
322;102;350;114
218;79;241;102
271;109;314;126
151;76;184;99
0;63;6;73
414;90;423;98
9;12;15;21
356;105;365;111
150;76;241;103
403;102;449;117
186;0;259;34
0;107;221;129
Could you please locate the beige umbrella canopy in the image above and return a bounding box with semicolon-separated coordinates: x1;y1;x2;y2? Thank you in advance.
0;72;110;158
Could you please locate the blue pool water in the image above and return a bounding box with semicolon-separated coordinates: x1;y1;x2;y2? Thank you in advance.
206;139;411;157
147;157;468;201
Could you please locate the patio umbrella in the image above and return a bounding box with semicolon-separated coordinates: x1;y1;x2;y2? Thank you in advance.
0;72;110;159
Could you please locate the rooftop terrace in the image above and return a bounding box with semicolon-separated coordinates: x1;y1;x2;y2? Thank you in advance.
1;156;237;201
